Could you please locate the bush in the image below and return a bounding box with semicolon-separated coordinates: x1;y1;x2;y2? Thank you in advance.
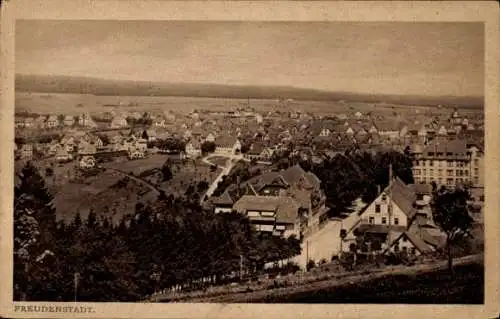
306;259;316;271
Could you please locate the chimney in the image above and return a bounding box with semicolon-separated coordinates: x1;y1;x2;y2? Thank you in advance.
377;185;381;195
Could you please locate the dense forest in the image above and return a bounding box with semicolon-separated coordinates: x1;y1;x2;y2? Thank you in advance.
14;162;301;301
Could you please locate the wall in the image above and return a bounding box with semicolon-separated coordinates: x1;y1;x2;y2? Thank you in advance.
360;193;409;228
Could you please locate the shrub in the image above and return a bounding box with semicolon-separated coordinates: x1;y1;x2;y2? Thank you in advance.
306;259;316;271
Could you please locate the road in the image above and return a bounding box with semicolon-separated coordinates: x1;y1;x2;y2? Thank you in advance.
199;154;244;204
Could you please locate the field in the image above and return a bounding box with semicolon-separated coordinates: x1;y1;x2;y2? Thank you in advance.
259;262;484;304
102;154;168;175
158;159;222;197
15;92;483;118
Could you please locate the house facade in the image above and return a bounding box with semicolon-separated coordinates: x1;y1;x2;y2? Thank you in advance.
232;195;301;238
214;136;241;155
412;138;483;188
185;139;202;158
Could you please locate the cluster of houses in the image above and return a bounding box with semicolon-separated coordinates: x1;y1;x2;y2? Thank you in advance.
212;164;328;238
211;162;462;267
15;128;149;169
15;113;98;129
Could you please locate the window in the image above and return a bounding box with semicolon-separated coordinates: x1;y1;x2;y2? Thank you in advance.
413;169;421;176
429;160;434;167
456;170;462;176
446;152;453;156
447;170;453;176
429;169;434;176
381;217;387;224
438;178;443;184
422;169;427;175
437;152;443;156
375;204;381;213
474;159;479;166
438;169;443;176
474;168;479;176
474;177;479;184
428;152;435;156
447;161;454;167
394;218;399;225
464;170;469;176
447;178;454;186
369;217;375;224
411;247;417;255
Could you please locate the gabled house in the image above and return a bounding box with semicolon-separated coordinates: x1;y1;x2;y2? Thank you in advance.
128;149;145;160
232;195;301;237
214;136;241;155
19;144;33;159
78;113;98;128
23;117;35;128
79;155;96;169
77;141;97;155
110;115;128;128
344;178;417;251
46;115;59;128
153;116;167;128
60;136;76;153
63;115;75;127
185;139;202;158
34;116;47;128
55;148;73;162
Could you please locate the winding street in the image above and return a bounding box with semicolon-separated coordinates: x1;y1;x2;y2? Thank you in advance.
199;154;243;204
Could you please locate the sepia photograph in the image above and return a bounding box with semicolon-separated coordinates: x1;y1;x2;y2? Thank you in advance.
2;1;499;318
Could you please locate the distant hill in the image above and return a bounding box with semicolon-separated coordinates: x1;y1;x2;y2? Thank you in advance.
16;74;484;108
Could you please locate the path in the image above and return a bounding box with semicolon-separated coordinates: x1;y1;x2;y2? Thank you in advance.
199;154;244;204
98;165;162;195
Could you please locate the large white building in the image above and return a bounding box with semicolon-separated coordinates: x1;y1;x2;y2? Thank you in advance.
412;138;484;188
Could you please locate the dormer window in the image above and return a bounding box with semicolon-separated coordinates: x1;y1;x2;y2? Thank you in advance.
375;204;381;213
381;194;387;201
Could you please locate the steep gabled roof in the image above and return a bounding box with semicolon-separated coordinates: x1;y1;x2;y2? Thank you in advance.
233;195;300;223
390;177;417;218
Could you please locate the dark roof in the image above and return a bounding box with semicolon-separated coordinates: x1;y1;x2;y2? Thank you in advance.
390;178;417;218
213;191;235;206
247;142;265;155
215;135;238;147
409;183;433;195
422;138;468;158
402;231;434;254
233;195;300;223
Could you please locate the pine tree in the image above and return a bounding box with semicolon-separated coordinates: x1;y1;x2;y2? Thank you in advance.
14;161;58;300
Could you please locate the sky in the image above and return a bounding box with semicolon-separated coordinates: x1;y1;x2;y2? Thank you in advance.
16;20;484;97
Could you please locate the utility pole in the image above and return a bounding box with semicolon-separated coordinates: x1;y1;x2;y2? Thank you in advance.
387;164;393;248
239;254;243;282
74;272;80;302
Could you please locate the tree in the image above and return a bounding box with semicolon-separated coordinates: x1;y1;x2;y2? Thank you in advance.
14;162;58;300
161;162;173;182
431;187;474;273
201;141;216;154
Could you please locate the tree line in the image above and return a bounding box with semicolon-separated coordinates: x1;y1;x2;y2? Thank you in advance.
14;162;301;301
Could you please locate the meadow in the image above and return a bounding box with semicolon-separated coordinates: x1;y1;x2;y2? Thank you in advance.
15;92;482;118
